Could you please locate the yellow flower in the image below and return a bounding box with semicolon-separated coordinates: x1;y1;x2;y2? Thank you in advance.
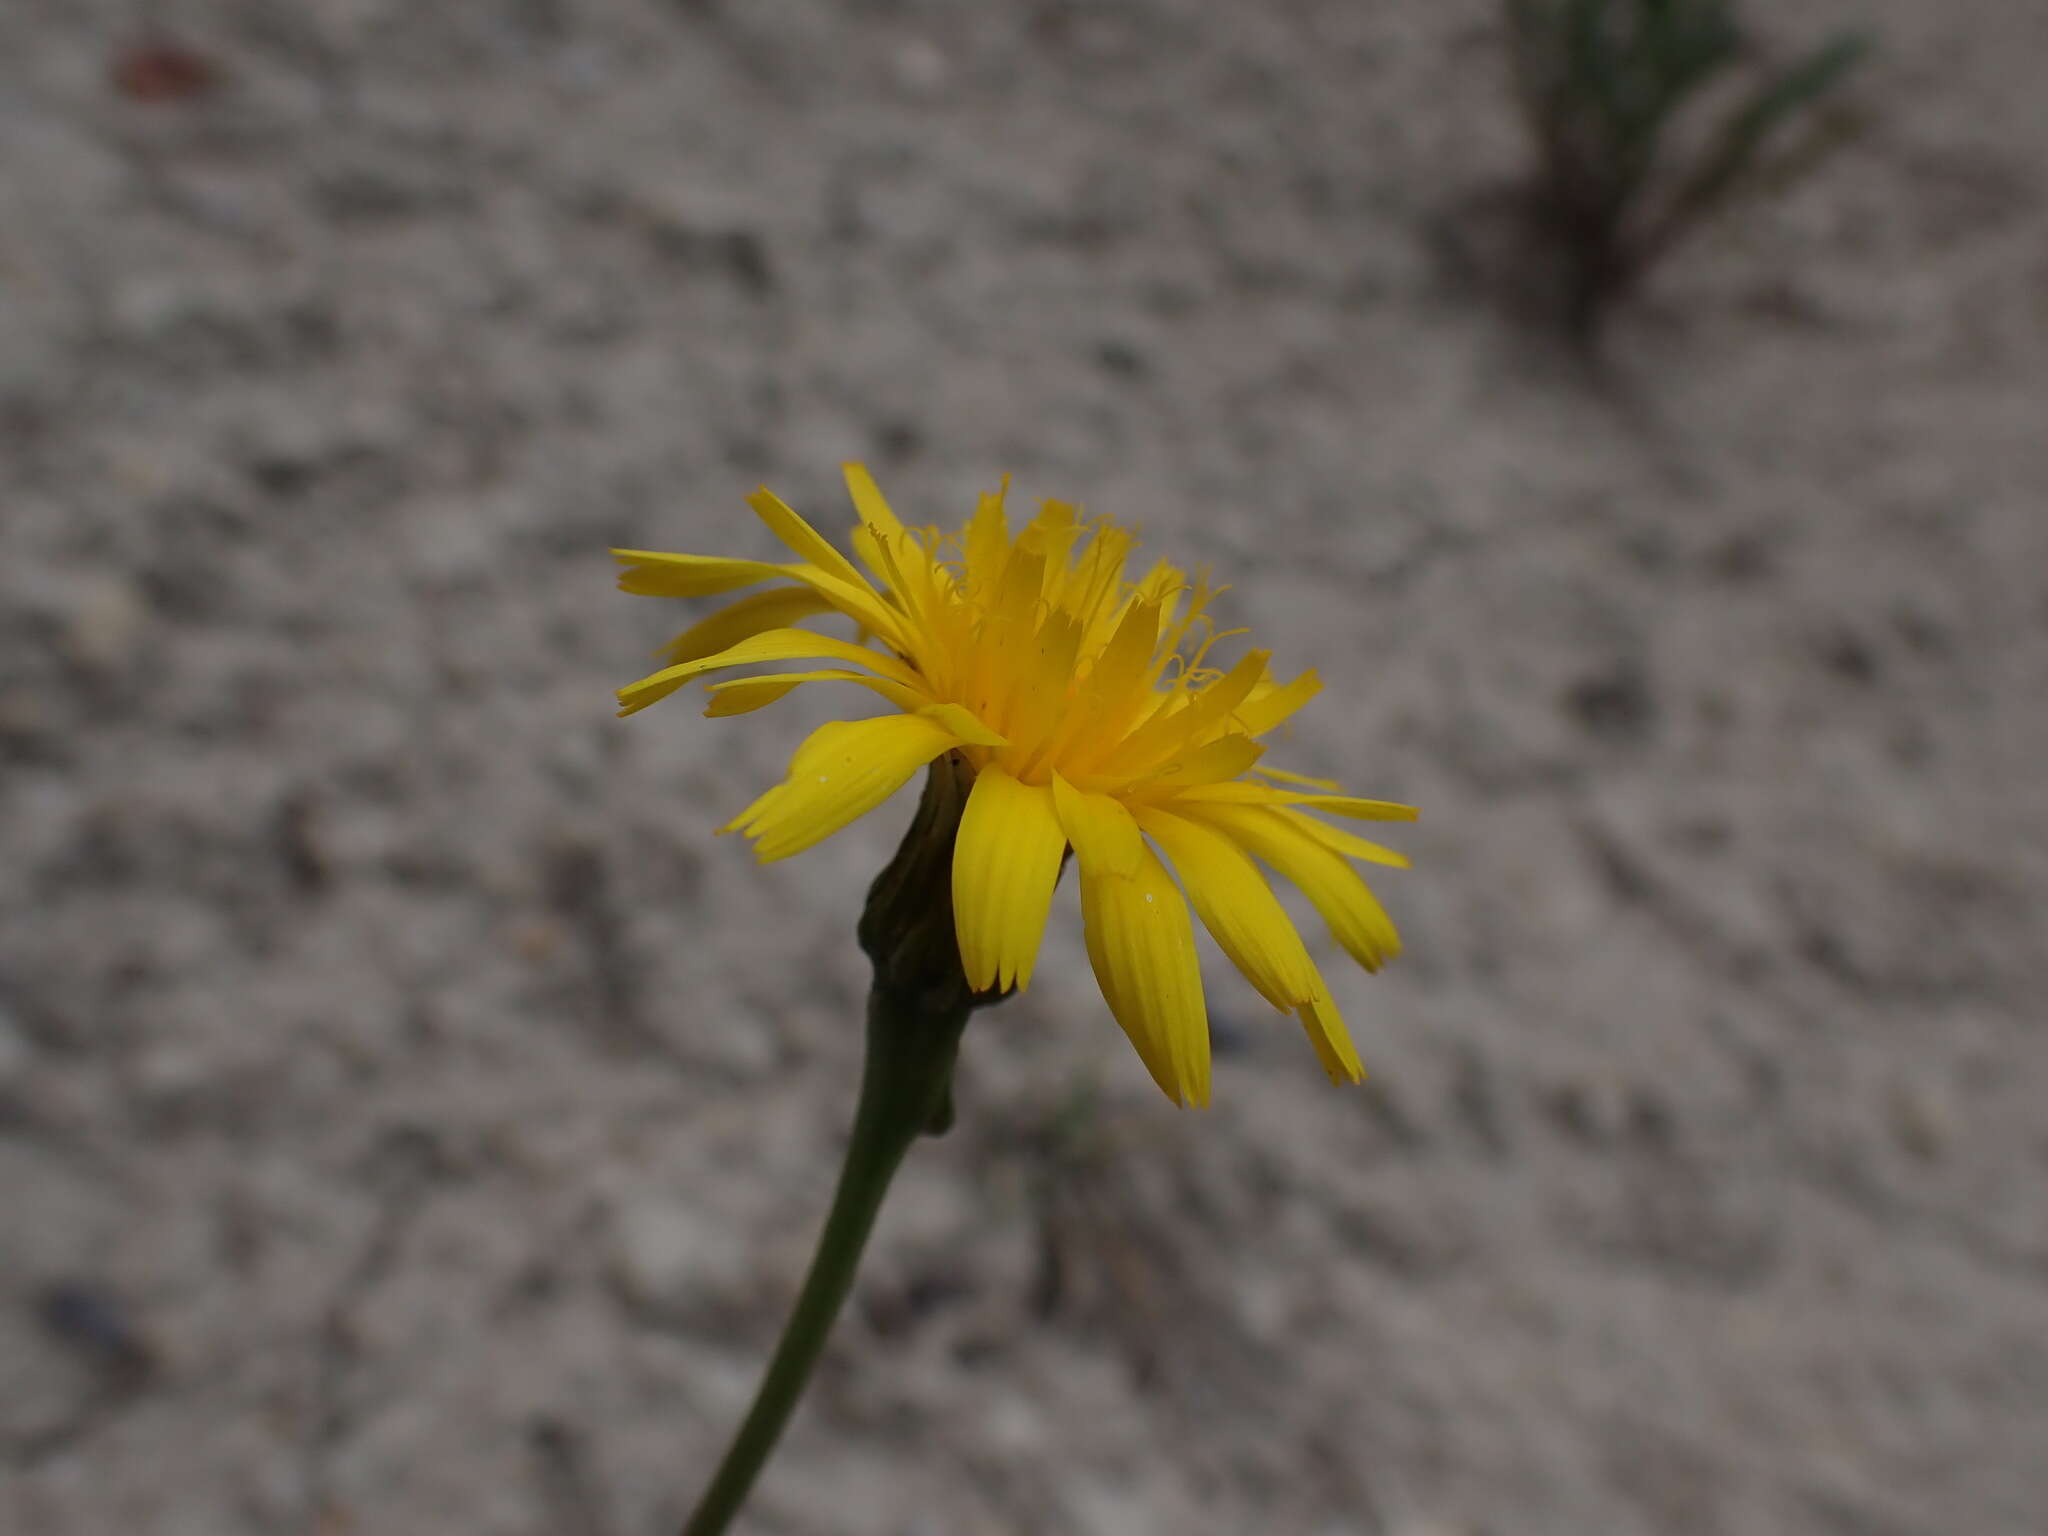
615;466;1414;1106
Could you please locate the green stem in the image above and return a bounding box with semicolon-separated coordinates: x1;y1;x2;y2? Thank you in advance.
679;984;968;1536
681;755;993;1534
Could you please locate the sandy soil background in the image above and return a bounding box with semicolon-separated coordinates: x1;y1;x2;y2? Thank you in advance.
4;3;2046;1533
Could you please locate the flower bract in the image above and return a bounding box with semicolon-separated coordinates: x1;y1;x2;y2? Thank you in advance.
615;467;1414;1106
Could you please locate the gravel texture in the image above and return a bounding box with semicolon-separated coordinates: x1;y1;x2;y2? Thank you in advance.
4;3;2046;1534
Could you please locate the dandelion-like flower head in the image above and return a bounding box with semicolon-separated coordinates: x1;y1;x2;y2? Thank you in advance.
616;467;1413;1105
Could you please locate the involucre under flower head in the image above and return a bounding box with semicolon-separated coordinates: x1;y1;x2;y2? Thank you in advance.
615;467;1414;1106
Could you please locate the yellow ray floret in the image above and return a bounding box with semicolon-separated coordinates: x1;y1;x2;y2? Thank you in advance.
614;466;1416;1105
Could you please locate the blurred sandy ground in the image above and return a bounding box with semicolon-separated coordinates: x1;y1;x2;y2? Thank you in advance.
3;3;2046;1533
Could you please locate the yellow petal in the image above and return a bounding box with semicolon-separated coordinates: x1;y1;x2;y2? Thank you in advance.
1165;780;1304;807
1131;558;1185;610
963;480;1012;596
1058;521;1136;638
617;628;924;716
1297;976;1364;1084
1051;772;1144;878
1142;805;1367;1084
952;765;1067;993
658;586;837;666
727;714;964;862
1171;782;1419;821
613;549;788;597
1281;795;1420;822
1290;813;1412;869
844;464;921;596
703;668;930;718
1257;766;1343;791
704;678;801;716
1019;500;1084;583
619;539;914;653
848;521;928;629
1096;648;1270;777
1079;839;1210;1107
747;488;915;649
1179;803;1401;972
1083;597;1162;709
1135;807;1315;1013
918;701;1008;749
998;611;1084;762
1234;669;1322;737
748;487;879;601
1137;733;1266;791
1032;596;1159;771
842;463;909;543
